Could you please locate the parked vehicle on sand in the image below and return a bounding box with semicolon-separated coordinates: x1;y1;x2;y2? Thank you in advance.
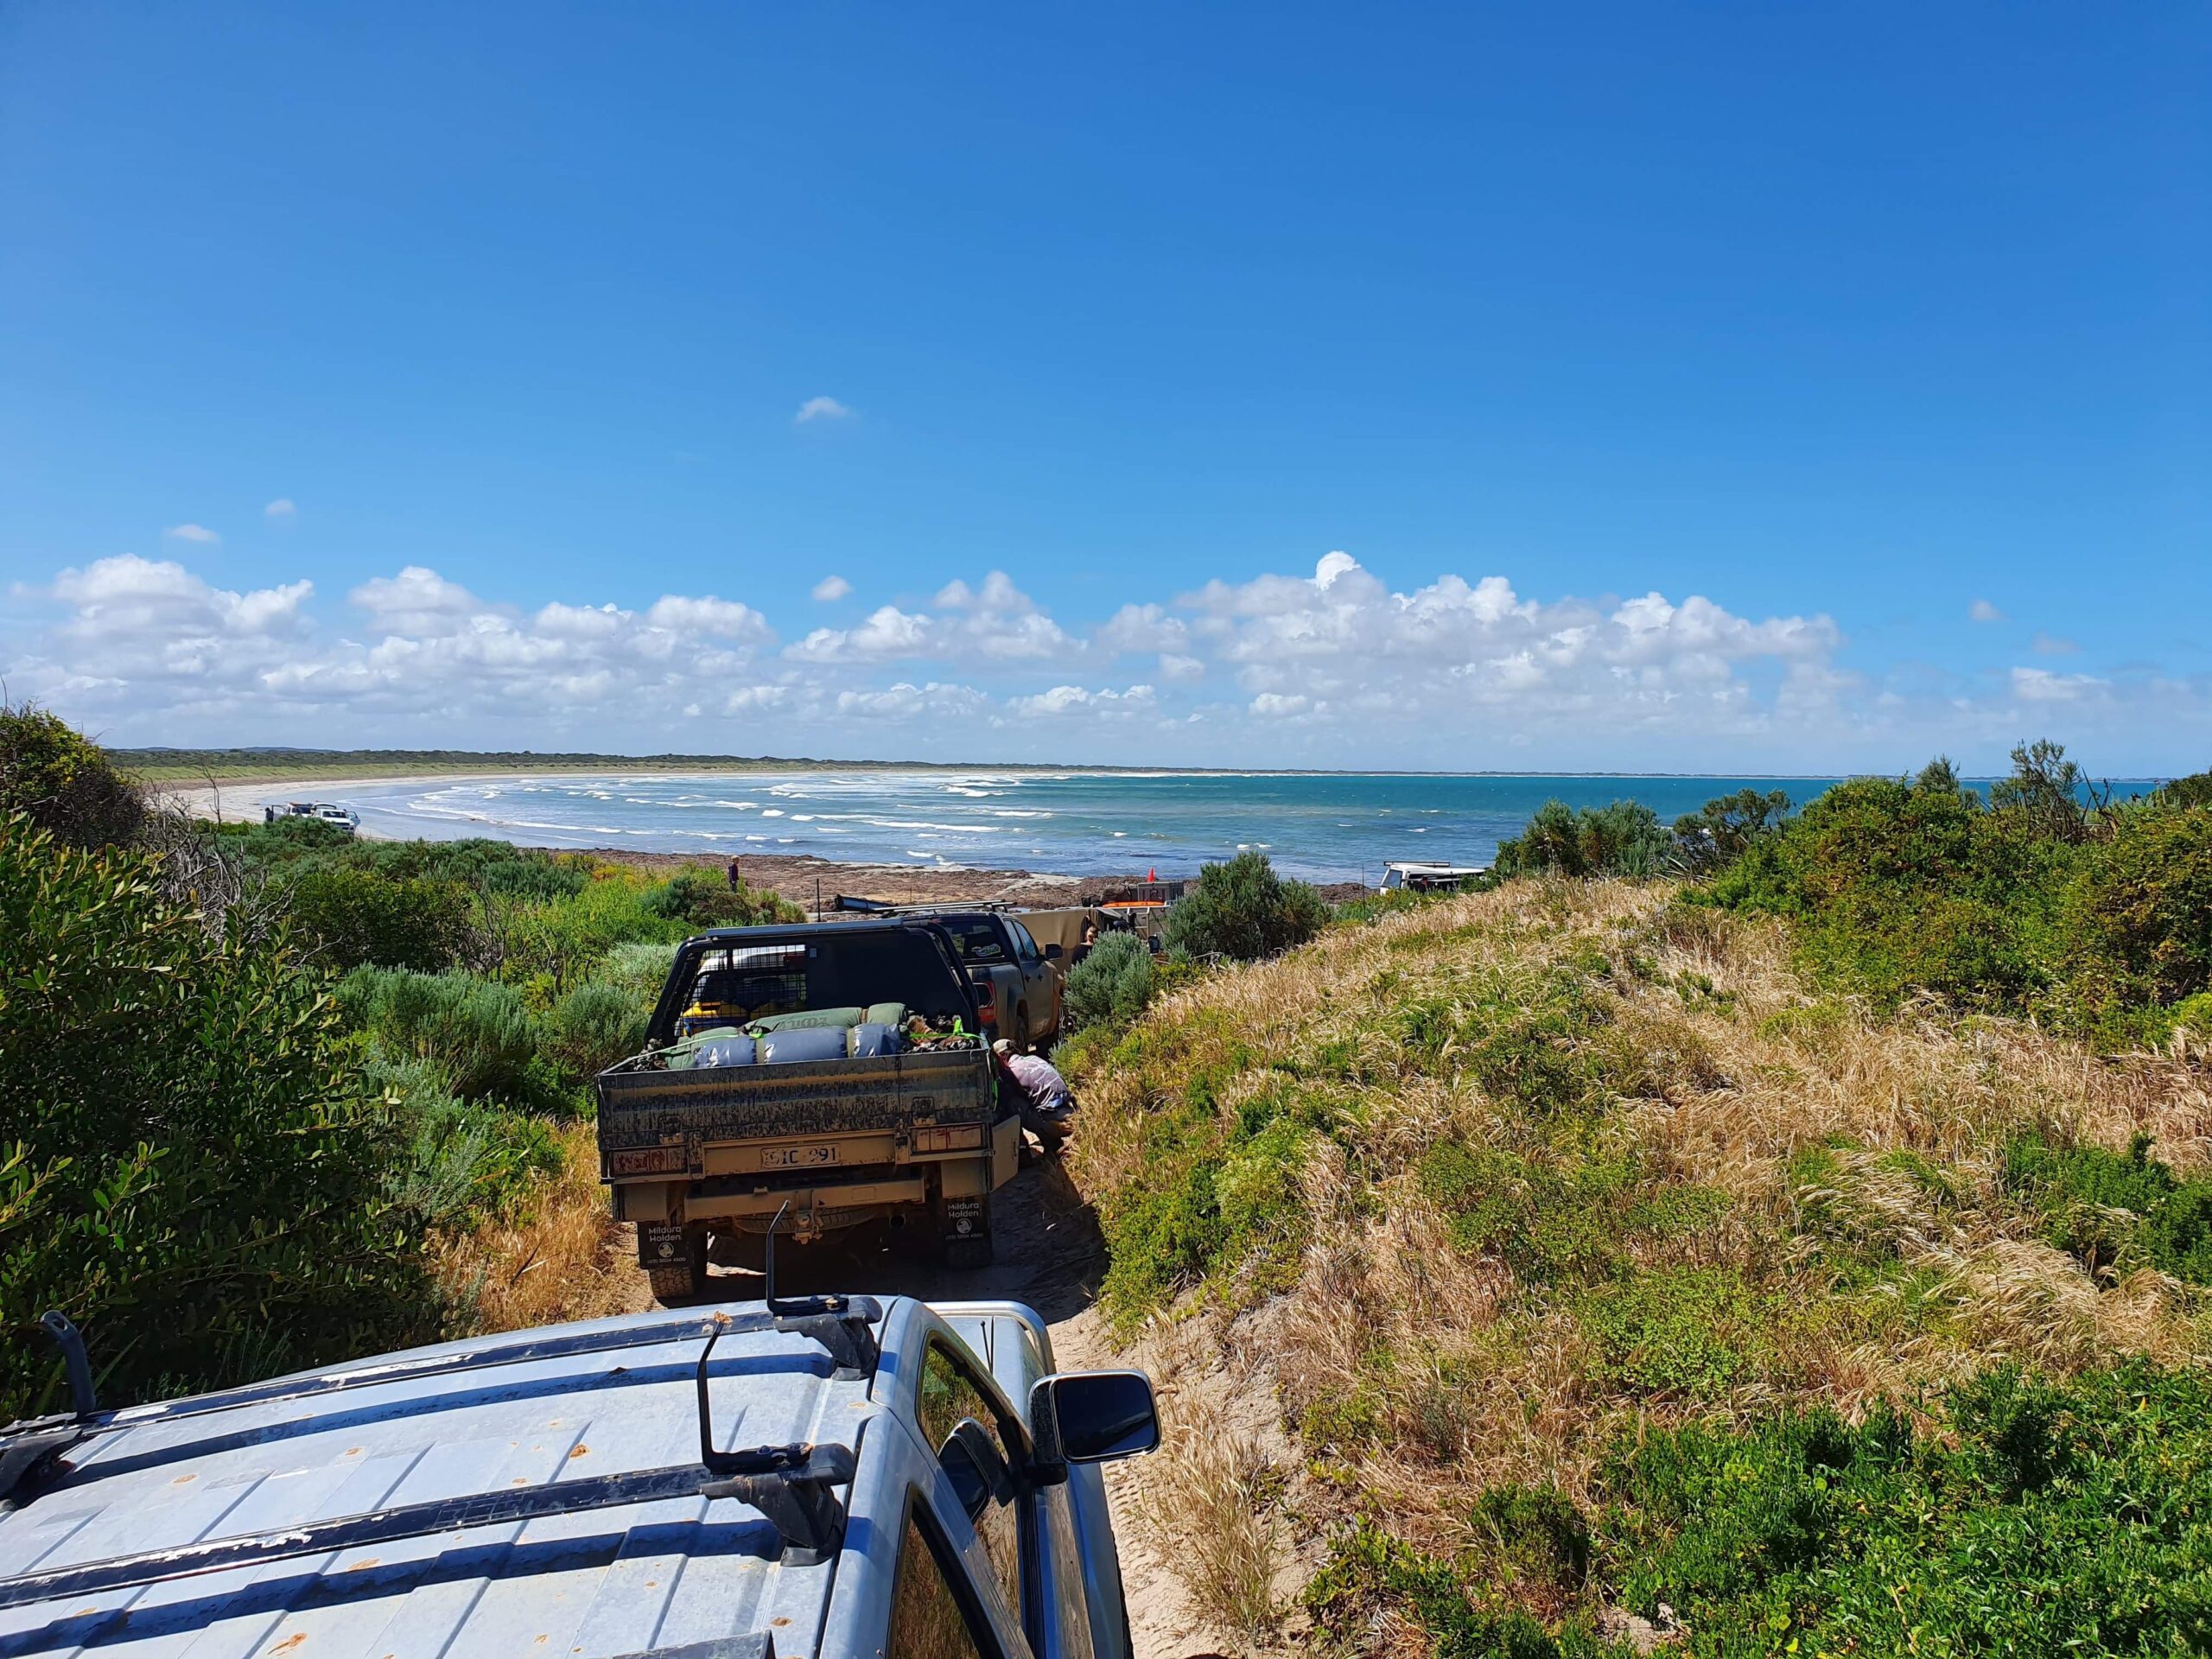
598;921;1019;1300
0;1295;1158;1658
911;910;1065;1051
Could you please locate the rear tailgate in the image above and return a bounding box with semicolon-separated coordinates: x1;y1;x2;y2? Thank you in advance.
595;1046;997;1182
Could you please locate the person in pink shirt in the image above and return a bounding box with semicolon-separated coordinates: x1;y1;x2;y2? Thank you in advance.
993;1039;1072;1152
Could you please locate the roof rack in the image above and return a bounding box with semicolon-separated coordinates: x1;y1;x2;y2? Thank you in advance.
0;1295;882;1504
0;1439;861;1612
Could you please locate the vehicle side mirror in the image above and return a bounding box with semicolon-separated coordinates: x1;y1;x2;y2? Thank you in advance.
1027;1370;1159;1477
938;1418;1015;1522
1045;944;1063;960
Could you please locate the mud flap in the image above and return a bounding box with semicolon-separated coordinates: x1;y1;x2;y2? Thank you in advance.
638;1220;688;1268
938;1191;993;1269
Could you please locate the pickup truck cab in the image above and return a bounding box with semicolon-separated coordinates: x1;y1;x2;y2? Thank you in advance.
600;922;1019;1300
0;1295;1157;1659
917;912;1064;1052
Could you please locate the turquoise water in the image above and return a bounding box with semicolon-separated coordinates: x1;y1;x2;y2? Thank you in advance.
339;770;1869;882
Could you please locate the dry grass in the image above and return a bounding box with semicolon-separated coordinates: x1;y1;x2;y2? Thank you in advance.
431;1121;645;1332
1067;877;2212;1601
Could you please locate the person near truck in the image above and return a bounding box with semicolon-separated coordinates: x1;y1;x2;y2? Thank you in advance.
993;1039;1072;1151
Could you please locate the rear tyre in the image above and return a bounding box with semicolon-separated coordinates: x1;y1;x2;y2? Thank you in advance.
1014;1007;1032;1053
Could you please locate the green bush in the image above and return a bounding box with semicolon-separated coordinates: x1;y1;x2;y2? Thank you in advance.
280;864;478;972
0;813;427;1418
1163;850;1327;962
1669;786;1792;874
1329;1361;2212;1657
1705;769;2067;1014
643;868;801;931
372;1058;563;1228
1;702;144;849
2004;1131;2212;1283
1497;798;1672;879
1599;1362;2212;1656
545;979;651;1077
1702;744;2212;1041
2060;804;2212;1011
1061;931;1155;1033
339;968;540;1101
2158;768;2212;810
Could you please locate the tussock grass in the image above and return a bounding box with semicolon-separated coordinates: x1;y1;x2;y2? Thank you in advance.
1064;878;2212;1651
433;1122;640;1332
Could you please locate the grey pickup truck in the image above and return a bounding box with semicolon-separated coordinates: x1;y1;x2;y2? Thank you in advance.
597;921;1019;1302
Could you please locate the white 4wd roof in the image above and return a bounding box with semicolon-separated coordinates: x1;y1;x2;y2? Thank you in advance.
0;1300;1141;1659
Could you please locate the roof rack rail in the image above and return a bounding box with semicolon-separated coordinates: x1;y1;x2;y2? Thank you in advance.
0;1300;886;1504
0;1440;861;1612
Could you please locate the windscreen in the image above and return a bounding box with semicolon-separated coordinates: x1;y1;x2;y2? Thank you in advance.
934;917;1007;964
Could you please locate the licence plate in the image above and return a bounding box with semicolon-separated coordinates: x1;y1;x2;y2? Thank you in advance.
760;1143;840;1169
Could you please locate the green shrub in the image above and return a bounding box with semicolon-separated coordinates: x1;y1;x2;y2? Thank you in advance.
1163;850;1327;962
601;939;681;1003
0;814;426;1417
0;701;144;848
1702;747;2212;1043
644;868;801;931
1062;931;1155;1033
1600;1361;2212;1656
281;864;477;972
1706;770;2066;1014
1497;798;1671;879
340;968;540;1101
2060;804;2212;1011
372;1058;562;1228
545;980;651;1077
1580;1266;1774;1399
2158;768;2212;810
2004;1131;2212;1283
1669;786;1792;874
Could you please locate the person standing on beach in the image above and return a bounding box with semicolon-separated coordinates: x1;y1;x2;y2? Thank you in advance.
726;855;741;890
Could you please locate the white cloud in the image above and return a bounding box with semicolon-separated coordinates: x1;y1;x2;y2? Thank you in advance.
795;396;854;424
2011;666;2107;702
13;545;2204;768
163;524;219;543
1006;683;1157;718
353;565;491;636
833;682;988;720
264;499;296;520
2032;632;2080;656
787;573;1070;665
1097;603;1188;655
1969;598;2005;623
644;594;772;641
811;575;853;602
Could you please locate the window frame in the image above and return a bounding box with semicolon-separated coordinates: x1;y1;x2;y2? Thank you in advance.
885;1483;1009;1659
914;1332;1041;1649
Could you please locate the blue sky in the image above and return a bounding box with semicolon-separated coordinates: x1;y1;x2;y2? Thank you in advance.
3;3;2207;772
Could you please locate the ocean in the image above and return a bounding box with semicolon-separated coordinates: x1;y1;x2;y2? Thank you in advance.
334;770;1876;882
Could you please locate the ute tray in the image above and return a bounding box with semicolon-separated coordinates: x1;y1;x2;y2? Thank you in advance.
596;1045;998;1178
